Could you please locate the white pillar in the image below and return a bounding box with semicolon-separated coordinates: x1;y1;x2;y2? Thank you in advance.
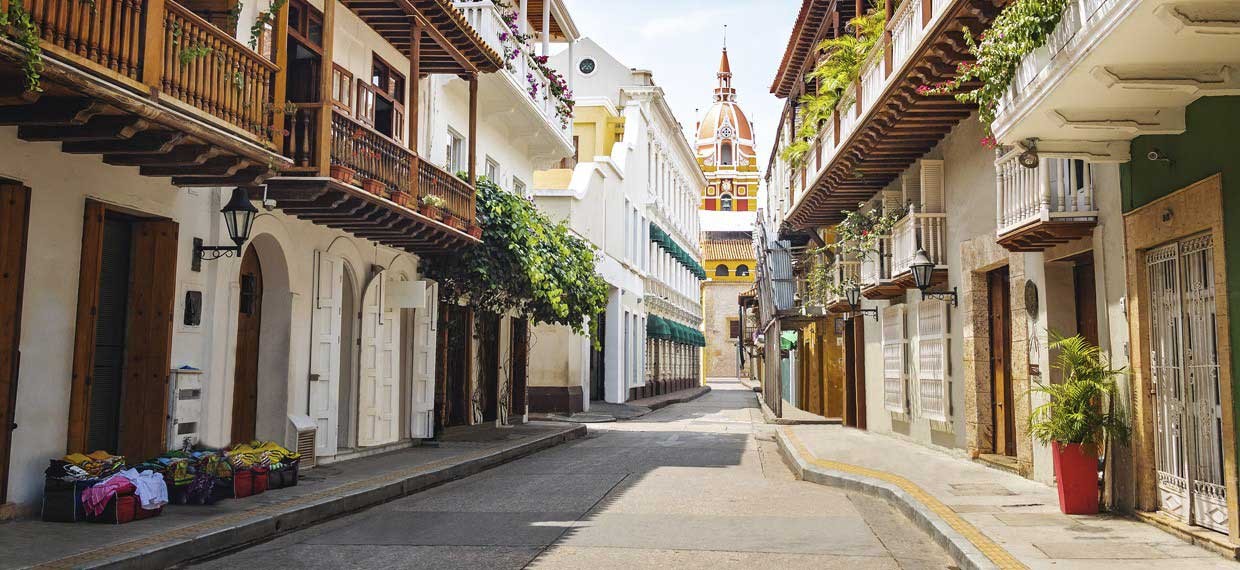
541;0;551;56
519;0;529;34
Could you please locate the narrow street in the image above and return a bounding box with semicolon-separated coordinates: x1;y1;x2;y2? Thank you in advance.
195;379;953;569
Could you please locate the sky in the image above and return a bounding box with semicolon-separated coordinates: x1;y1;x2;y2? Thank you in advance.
561;0;802;172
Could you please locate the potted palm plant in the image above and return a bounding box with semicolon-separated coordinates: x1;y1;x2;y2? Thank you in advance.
1029;333;1130;514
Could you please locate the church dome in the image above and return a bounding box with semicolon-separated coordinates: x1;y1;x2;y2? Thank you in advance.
695;48;756;167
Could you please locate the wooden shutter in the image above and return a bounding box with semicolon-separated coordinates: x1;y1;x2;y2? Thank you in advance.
0;182;30;503
410;282;438;438
358;271;400;447
68;201;106;452
117;219;179;460
309;250;343;456
917;299;948;422
920;159;945;213
881;305;906;413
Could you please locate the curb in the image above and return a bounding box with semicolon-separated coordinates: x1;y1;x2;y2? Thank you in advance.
630;386;711;411
774;427;1018;570
39;425;586;570
757;396;841;425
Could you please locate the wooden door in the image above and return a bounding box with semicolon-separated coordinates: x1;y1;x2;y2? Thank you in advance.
852;317;867;430
510;317;528;419
1073;255;1099;348
478;313;500;423
409;283;437;438
988;267;1015;457
0;182;31;503
231;244;263;444
358;271;399;446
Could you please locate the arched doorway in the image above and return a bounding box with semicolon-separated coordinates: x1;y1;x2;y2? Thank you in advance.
231;243;263;443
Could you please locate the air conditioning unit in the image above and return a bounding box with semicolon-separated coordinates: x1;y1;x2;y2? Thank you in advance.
288;415;317;468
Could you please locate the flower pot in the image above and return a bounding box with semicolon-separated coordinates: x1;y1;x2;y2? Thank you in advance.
391;191;413;207
1051;441;1099;515
419;204;440;219
450;216;468;230
361;178;385;196
330;164;356;184
468;225;483;239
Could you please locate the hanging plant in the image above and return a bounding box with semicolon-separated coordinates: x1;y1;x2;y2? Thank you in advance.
779;0;886;168
1;0;44;92
919;0;1070;142
249;0;286;51
424;178;608;346
829;203;905;259
491;0;574;127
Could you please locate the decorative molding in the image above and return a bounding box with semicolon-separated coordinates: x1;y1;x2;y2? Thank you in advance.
1049;107;1186;136
1091;64;1240;95
1155;2;1240;35
1030;139;1133;162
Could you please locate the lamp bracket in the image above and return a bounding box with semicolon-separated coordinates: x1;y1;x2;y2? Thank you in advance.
193;237;241;271
848;307;878;321
920;286;959;307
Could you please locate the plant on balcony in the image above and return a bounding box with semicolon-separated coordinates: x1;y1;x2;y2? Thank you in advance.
493;0;533;72
329;163;357;184
532;54;574;128
361;178;385;196
778;0;886;168
424;178;608;346
419;194;447;220
492;0;574;128
1;0;44;92
830;204;904;259
1029;332;1130;514
918;0;1070;141
805;253;832;305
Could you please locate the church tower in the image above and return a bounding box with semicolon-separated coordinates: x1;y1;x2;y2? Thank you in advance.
695;46;760;212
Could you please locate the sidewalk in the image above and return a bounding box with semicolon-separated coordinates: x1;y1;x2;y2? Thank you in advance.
776;424;1239;570
0;422;584;570
533;386;711;423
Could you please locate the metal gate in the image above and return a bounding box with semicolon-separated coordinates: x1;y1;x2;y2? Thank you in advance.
1146;233;1228;533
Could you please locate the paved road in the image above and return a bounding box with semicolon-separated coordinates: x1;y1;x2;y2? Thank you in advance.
196;379;954;569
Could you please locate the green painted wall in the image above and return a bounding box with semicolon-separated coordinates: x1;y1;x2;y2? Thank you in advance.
1121;96;1240;461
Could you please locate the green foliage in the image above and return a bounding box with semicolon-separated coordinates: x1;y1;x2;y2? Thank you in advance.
424;178;608;345
1;0;44;92
249;0;286;50
829;204;904;259
1028;333;1131;447
919;0;1070;141
178;42;214;66
779;0;886;168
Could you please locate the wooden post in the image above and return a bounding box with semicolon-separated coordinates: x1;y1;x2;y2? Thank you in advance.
141;0;167;89
468;74;478;186
271;0;291;151
409;21;422;198
922;0;933;26
316;0;336;175
855;0;864;37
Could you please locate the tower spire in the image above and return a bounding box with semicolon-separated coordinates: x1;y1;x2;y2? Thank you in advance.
714;32;735;102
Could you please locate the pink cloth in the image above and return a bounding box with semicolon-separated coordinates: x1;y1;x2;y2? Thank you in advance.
81;475;136;516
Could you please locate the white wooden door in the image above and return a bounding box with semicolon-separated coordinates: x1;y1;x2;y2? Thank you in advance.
358;271;400;446
410;282;438;438
309;251;344;456
882;305;907;413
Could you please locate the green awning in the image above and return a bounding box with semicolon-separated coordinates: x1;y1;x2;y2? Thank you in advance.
646;315;670;339
649;222;706;281
780;331;798;350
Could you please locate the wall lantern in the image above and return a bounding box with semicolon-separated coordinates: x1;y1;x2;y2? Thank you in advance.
195;186;258;265
845;285;877;320
1018;139;1039;169
910;249;957;307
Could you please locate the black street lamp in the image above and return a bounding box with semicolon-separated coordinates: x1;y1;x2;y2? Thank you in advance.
845;285;877;320
195;186;259;266
910;248;957;306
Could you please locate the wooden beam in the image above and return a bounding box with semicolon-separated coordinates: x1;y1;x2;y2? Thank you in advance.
141;0;168;88
271;0;291;154
317;0;337;176
0;98;105;126
62;131;187;154
104;144;218;166
140;156;251;177
17;116;151;141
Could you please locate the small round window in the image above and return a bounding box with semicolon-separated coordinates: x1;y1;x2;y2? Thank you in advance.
578;58;597;75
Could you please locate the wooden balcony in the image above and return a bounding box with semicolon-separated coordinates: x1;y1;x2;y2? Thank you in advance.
263;107;478;254
826;259;859;313
890;207;947;288
995;149;1097;252
0;0;289;184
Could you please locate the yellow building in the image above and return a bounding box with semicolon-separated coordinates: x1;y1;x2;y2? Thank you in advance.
696;48;761;212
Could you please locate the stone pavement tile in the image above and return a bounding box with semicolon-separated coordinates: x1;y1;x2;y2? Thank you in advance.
560;513;892;557
526;546;905;570
992;513;1086;527
1033;541;1168;559
386;472;627;513
848;493;958;568
196;543;543;570
949;504;1004;513
598;478;865;518
304;510;577;547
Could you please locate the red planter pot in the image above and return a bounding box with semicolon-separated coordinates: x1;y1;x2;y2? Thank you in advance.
361;178;386;196
1052;441;1099;514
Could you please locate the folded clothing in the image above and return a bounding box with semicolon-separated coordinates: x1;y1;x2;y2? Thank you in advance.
117;468;168;511
63;451;126;478
81;475;136;517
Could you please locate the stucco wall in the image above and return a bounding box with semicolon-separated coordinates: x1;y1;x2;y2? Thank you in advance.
702;282;750;377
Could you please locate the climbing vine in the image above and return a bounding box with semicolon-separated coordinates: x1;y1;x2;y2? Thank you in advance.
829;204;905;259
779;0;886;168
424;177;608;346
491;0;574;127
919;0;1070;142
1;0;44;92
249;0;286;51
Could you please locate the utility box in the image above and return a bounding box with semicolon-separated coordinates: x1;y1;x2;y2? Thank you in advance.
167;367;204;450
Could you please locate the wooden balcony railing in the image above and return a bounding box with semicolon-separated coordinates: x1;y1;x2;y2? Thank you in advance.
6;0;280;146
331;109;413;196
162;2;278;141
417;159;474;226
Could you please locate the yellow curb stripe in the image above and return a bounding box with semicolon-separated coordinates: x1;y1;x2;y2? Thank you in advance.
34;429;574;569
782;427;1027;570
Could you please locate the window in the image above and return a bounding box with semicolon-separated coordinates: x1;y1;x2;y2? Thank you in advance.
331;65;353;113
715;264;730;277
720;194;733;211
485;157;499;184
720;142;733;166
513;177;527;197
917;300;949;421
288;0;323;48
728;318;741;339
578;57;597;75
446;129;465;173
365;55;405;141
882;305;907;413
735;264;750;277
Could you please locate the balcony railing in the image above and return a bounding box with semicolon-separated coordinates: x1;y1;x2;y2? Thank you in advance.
16;0;280;145
788;0;959;209
455;0;571;143
995;149;1096;236
860;235;892;287
827;259;860;308
891;207;947;277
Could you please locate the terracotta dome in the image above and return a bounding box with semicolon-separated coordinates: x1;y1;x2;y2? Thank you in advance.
695;48;756;166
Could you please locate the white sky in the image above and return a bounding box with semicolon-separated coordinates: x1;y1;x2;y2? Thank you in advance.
561;0;801;172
